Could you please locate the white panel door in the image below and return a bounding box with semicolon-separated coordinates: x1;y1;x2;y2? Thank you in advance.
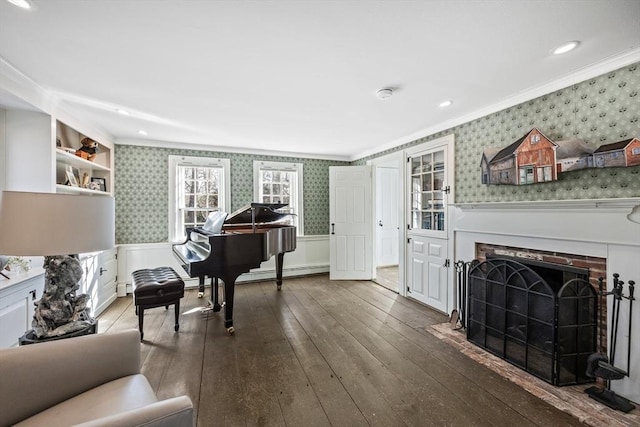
329;166;372;280
405;135;454;313
376;166;399;267
407;236;448;312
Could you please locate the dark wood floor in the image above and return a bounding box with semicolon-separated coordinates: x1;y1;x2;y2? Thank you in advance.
98;275;584;426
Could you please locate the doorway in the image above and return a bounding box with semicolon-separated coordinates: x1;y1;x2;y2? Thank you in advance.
368;152;403;293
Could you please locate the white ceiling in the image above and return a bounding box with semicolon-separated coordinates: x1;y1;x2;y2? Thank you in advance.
1;0;639;161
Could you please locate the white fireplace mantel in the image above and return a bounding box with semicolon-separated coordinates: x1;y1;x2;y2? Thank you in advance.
453;197;640;404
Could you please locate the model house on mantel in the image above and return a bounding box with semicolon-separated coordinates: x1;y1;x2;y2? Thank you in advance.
1;2;639;425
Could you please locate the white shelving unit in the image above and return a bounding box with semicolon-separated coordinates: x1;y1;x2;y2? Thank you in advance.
1;103;116;340
55;120;112;195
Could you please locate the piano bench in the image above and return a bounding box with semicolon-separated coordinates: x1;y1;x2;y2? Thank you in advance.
132;267;185;341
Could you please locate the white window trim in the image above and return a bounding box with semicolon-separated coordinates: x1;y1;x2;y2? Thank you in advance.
253;160;304;235
168;155;231;242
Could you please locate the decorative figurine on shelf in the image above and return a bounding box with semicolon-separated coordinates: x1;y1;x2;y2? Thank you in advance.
81;172;90;188
75;137;98;161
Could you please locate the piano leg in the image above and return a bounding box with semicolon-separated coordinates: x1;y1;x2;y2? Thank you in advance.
221;273;241;335
276;252;285;290
211;277;222;312
198;276;205;298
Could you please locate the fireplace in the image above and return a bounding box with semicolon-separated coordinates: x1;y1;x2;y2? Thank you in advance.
467;254;598;386
453;199;640;404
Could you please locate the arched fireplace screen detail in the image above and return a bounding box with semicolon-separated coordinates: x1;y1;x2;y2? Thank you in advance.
467;258;597;386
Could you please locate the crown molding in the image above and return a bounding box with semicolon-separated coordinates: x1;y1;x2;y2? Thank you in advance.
115;138;351;162
351;48;640;162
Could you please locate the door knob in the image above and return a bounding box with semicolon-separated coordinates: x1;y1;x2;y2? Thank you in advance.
378;220;383;227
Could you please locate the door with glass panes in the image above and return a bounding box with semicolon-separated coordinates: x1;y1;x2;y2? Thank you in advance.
405;135;454;312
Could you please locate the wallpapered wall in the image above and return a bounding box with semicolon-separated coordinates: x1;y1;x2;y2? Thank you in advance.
115;63;639;244
114;146;347;244
356;62;640;202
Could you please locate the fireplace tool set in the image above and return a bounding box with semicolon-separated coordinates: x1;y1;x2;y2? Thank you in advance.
585;273;635;413
451;260;476;330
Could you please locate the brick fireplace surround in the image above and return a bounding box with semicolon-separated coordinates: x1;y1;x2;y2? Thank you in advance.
453;198;640;406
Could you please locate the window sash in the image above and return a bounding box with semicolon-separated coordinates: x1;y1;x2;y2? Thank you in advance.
253;161;303;235
169;156;230;242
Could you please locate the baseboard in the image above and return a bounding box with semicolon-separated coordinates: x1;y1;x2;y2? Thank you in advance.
117;264;329;296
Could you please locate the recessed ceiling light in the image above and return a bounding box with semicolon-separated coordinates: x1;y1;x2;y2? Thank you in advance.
439;100;453;107
137;130;148;136
116;109;130;116
552;41;580;55
7;0;31;9
376;88;393;100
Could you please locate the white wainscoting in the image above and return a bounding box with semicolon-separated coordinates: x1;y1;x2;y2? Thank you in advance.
453;198;640;404
116;235;330;296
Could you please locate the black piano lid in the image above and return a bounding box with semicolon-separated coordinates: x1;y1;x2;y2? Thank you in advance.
225;203;291;225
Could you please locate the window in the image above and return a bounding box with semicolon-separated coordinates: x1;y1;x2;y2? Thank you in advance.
169;155;230;242
253;161;303;235
632;147;640;155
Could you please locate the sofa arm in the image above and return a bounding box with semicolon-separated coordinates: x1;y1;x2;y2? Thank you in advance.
73;396;194;427
0;330;141;427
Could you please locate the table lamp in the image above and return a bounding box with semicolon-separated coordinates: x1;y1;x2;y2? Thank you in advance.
0;191;114;340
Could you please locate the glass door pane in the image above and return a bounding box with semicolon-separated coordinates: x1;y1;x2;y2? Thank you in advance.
409;147;447;232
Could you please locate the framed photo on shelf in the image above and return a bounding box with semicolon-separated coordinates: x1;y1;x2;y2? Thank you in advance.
65;165;79;187
90;177;106;192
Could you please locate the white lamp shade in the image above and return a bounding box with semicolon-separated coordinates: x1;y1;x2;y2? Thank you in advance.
0;191;115;256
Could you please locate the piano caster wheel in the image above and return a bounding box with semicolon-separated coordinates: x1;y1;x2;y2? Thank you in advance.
197;292;204;298
277;284;282;291
226;326;235;335
175;324;179;332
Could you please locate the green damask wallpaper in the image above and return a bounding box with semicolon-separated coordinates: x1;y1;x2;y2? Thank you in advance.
356;62;640;202
114;146;347;244
115;63;639;244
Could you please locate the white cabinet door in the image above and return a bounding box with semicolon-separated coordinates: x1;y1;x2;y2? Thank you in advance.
0;273;45;348
79;249;117;317
97;249;117;315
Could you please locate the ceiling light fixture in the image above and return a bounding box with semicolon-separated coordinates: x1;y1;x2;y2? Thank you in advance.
439;100;453;108
138;130;148;136
552;41;580;55
7;0;31;9
116;109;130;115
376;88;393;100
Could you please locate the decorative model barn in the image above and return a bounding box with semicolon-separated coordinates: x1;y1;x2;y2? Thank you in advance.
555;139;595;172
480;131;639;185
481;128;558;185
593;137;640;168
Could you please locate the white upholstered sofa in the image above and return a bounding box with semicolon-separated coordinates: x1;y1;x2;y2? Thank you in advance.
0;329;193;427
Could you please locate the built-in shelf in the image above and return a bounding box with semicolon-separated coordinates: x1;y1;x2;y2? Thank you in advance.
55;184;112;196
55;120;112;194
55;149;110;172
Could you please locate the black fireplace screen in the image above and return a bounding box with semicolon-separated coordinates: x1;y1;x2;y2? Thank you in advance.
467;257;597;386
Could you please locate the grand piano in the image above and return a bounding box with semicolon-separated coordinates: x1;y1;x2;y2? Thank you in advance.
172;203;296;334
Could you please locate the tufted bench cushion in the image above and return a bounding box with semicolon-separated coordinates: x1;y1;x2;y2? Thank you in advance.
132;267;185;341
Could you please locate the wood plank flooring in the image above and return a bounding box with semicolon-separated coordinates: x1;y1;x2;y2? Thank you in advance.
98;275;589;426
